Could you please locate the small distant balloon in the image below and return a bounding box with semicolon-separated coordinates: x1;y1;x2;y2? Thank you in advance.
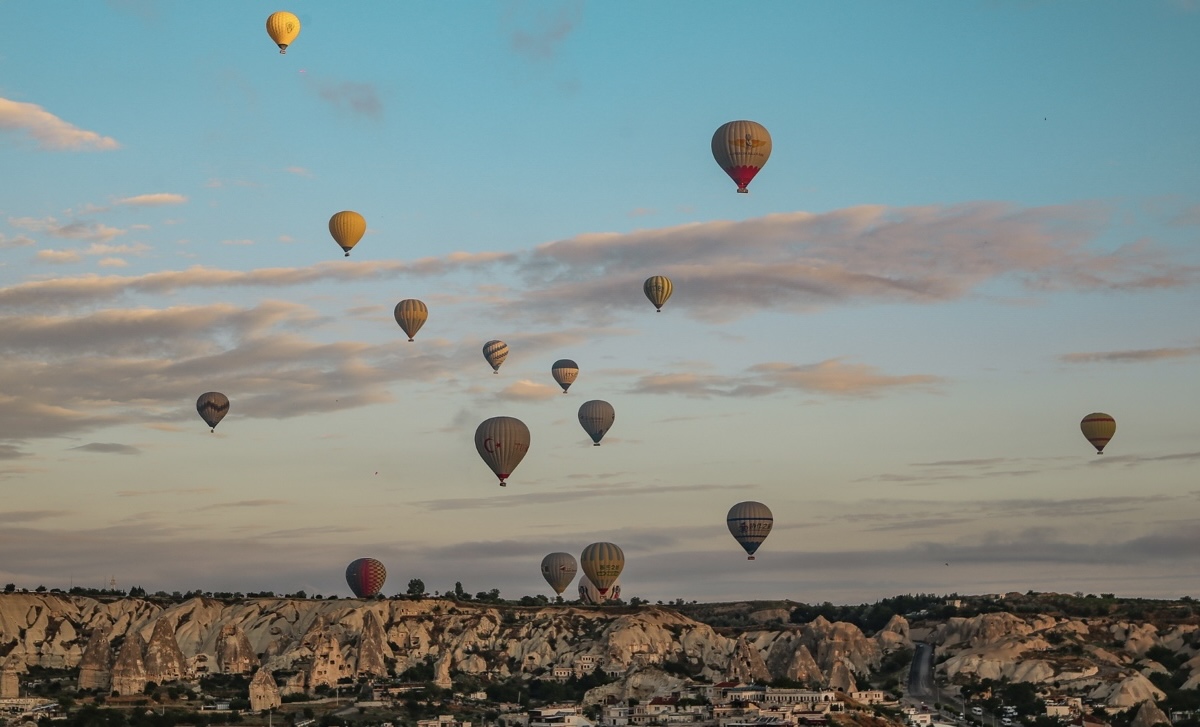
328;211;366;257
1080;412;1116;454
712;120;772;193
345;557;386;598
643;276;673;312
726;501;773;560
540;552;578;595
394;299;428;341
551;359;579;393
483;340;509;374
265;11;301;54
196;392;229;432
578;400;615;446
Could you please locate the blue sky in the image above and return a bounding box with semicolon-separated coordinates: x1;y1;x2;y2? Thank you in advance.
1;1;1198;604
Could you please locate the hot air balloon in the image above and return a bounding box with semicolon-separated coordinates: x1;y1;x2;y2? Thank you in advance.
474;416;530;486
345;557;387;598
643;276;673;312
712;120;772;193
580;542;624;596
1080;412;1116;454
394;299;428;341
551;359;579;393
578;574;621;605
196;392;229;432
578;400;615;446
328;211;366;257
483;340;509;374
540;552;578;595
265;11;301;54
727;501;773;560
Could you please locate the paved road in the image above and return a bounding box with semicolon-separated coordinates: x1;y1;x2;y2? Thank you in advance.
908;642;935;698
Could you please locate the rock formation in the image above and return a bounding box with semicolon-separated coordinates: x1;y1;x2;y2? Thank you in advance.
144;616;188;683
0;653;22;698
249;668;281;712
355;610;390;678
1132;700;1172;727
77;625;113;691
307;634;352;691
828;660;858;692
111;631;148;696
217;624;258;675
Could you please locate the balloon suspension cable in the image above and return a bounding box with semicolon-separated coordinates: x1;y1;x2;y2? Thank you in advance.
344;251;350;257
656;308;661;312
408;337;414;342
493;370;498;375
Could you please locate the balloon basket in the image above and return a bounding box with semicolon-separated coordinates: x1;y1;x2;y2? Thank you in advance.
748;556;755;560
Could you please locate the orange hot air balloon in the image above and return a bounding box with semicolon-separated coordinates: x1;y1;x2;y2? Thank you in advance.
328;211;366;257
1080;412;1116;454
712;120;772;193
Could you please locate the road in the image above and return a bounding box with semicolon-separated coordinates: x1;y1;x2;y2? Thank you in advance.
908;642;935;699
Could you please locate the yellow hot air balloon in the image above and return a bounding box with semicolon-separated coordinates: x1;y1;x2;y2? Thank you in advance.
712;120;772;193
643;276;673;312
1080;412;1116;454
394;299;428;342
580;542;624;596
328;211;366;257
265;11;301;55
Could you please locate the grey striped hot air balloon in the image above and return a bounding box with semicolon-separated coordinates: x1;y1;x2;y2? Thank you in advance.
726;501;773;560
551;359;578;393
196;392;230;433
578;400;615;446
482;340;509;374
580;542;624;596
394;299;428;341
474;416;530;487
540;552;578;595
578;573;620;605
643;276;673;312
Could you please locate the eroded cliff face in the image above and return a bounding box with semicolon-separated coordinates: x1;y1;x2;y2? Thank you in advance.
1;594;1195;711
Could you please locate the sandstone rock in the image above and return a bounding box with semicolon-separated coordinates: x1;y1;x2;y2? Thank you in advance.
787;644;824;685
144;616;188;683
111;630;148;696
731;634;770;683
355;611;390;678
1089;673;1166;708
77;625;113;692
875;615;910;652
750;609;792;625
217;624;258;675
307;634;352;691
249;668;281;712
0;653;22;698
1131;700;1171;727
828;660;857;692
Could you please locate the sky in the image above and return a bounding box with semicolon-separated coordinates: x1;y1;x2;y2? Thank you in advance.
1;1;1199;606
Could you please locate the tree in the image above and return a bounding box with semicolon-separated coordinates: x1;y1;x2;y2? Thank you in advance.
407;579;426;598
3;584;13;593
454;582;469;600
35;585;47;593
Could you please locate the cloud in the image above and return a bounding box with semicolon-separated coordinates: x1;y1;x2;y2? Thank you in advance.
117;193;187;207
117;487;218;497
493;379;561;401
1060;344;1200;364
97;258;129;268
284;167;314;178
222;239;254;246
305;77;383;119
1170;203;1200;226
0;96;120;151
0;234;35;249
628;359;941;399
0;510;68;524
198;499;289;511
10;217;124;242
508;2;583;61
417;482;736;512
36;250;81;264
69;443;139;455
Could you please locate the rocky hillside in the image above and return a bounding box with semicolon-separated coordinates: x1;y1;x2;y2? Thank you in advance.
0;592;1196;713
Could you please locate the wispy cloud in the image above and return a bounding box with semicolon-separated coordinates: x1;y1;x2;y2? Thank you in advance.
417;482;735;511
492;379;561;401
0;96;120;151
1060;344;1200;364
0;233;35;249
305;77;383;119
198;499;289;511
507;2;583;61
629;359;941;399
10;217;124;242
35;249;81;264
117;193;187;207
70;442;140;455
284;167;314;178
117;487;218;498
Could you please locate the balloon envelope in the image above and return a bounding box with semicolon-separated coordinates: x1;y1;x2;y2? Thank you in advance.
196;392;229;432
345;557;387;598
578;400;615;446
580;542;624;595
727;501;773;559
712;120;772;193
551;359;579;393
540;552;578;595
483;340;509;373
643;276;673;312
474;416;530;486
328;211;366;257
1080;412;1116;454
578;574;620;605
265;11;301;54
394;299;428;341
